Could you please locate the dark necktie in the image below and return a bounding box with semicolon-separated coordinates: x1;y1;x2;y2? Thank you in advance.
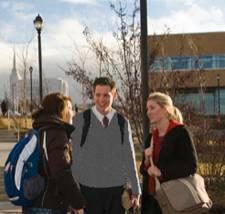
103;116;109;128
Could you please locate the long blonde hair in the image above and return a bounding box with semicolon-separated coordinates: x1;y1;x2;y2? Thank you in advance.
148;92;183;123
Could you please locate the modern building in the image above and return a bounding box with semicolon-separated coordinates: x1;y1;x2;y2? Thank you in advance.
9;51;69;113
149;31;225;115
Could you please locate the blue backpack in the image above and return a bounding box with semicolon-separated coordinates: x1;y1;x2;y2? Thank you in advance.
4;129;48;207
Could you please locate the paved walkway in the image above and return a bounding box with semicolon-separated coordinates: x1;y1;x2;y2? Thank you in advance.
0;201;21;213
0;143;16;167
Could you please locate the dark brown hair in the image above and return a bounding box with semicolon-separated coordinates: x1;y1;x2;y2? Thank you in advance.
93;77;116;92
32;92;72;120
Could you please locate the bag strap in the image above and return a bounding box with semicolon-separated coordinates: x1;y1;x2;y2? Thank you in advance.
149;136;161;191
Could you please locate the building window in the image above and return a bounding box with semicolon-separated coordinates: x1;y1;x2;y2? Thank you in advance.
152;54;225;71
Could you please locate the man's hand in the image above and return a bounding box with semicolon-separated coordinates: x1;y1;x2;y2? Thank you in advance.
71;208;84;214
131;194;140;208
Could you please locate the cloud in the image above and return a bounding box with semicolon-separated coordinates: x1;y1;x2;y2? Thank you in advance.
0;41;14;97
0;22;14;41
59;0;97;4
0;1;10;9
0;41;14;72
42;18;87;61
149;3;225;34
2;1;33;20
154;0;198;7
0;1;34;44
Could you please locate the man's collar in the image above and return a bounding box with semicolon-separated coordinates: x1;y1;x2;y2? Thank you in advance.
92;105;115;122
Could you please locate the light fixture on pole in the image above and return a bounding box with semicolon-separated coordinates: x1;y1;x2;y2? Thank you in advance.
33;14;43;103
29;66;33;112
216;74;220;115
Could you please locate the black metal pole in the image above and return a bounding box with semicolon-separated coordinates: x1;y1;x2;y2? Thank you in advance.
12;84;15;113
140;0;149;142
37;29;43;102
29;67;33;112
217;76;220;115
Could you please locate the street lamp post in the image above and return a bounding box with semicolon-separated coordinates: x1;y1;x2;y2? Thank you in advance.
140;0;149;141
33;14;43;103
217;74;220;115
29;66;33;112
12;83;15;113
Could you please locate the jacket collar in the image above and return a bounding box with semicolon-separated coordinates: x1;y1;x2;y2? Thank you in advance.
153;119;183;139
33;114;75;136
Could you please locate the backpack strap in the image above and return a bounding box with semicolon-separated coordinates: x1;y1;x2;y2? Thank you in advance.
80;109;91;147
80;109;126;147
36;127;50;177
42;131;48;160
117;112;125;144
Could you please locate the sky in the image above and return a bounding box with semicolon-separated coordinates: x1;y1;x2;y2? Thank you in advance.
0;0;225;102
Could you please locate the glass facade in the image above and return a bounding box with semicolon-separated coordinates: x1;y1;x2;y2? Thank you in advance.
151;54;225;115
175;89;225;115
151;54;225;71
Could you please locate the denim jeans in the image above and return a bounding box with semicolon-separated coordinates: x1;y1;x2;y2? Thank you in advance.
22;207;67;214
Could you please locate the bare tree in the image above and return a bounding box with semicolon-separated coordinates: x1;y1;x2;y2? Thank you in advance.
66;0;144;144
17;36;34;114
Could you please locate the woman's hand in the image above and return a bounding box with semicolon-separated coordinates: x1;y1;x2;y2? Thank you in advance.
144;147;153;165
145;147;153;158
147;165;161;177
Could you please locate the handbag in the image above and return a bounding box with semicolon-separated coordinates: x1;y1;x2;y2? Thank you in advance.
154;174;213;213
148;137;212;213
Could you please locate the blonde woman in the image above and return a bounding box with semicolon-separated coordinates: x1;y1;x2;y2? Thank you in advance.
140;92;198;214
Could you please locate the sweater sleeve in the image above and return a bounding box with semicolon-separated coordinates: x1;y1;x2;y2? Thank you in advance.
123;120;141;195
159;127;198;181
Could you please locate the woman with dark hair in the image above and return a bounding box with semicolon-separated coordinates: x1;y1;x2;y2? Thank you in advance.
23;92;85;214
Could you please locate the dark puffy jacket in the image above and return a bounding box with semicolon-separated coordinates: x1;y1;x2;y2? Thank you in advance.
140;125;198;195
32;114;85;210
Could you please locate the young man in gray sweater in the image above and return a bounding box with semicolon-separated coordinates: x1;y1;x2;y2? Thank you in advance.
71;77;141;214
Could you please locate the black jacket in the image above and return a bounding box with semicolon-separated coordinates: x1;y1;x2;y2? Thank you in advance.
32;114;85;210
140;125;198;195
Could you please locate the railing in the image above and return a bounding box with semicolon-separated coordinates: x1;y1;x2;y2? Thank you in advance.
7;110;20;141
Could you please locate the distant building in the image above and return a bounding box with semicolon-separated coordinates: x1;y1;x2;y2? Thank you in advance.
149;32;225;115
9;51;22;112
9;50;69;113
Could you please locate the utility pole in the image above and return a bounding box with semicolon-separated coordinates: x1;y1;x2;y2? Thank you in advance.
140;0;149;141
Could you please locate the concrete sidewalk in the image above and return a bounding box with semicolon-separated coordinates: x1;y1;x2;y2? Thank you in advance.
0;201;21;213
0;143;16;167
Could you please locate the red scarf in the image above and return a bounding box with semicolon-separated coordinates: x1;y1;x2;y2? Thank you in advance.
147;120;183;193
